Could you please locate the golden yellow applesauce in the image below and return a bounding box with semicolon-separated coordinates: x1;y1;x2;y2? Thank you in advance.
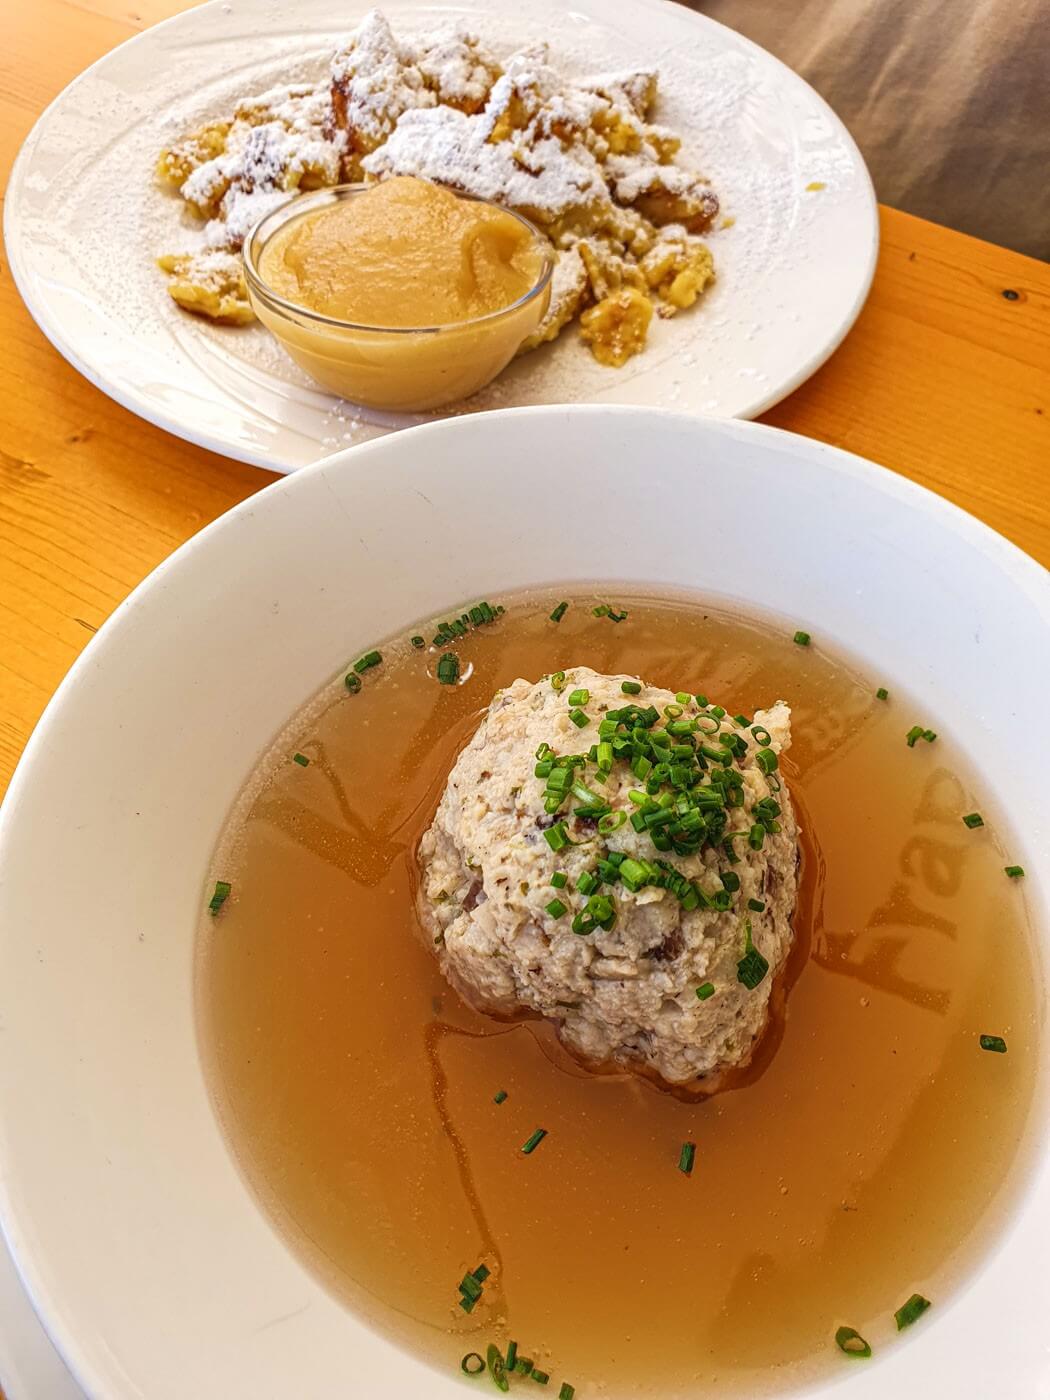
199;591;1042;1399
249;178;551;410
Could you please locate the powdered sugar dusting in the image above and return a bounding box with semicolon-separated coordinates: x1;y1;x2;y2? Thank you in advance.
7;0;875;469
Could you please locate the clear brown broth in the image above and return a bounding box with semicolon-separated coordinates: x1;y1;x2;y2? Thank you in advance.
198;591;1041;1397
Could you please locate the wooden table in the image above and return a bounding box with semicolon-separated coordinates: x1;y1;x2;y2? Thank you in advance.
2;0;1050;814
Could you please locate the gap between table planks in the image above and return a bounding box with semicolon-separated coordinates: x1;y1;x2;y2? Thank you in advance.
1;0;1049;819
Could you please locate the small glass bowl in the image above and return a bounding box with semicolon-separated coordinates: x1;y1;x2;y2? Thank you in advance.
243;184;554;413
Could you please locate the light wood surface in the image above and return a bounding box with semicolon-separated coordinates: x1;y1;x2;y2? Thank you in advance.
1;0;1049;816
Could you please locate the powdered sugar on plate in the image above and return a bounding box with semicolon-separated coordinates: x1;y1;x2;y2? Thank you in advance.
6;0;877;471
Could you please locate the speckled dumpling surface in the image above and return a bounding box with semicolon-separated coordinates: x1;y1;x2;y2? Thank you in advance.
418;667;799;1084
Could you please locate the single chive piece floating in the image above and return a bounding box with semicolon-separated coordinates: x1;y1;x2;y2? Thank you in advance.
793;630;811;647
208;880;231;916
516;1358;534;1377
292;752;310;767
905;725;925;748
436;651;460;686
567;687;590;706
531;1370;550;1386
458;1294;477;1314
1004;865;1025;878
980;1034;1007;1053
696;982;715;1001
344;672;362;694
876;687;889;701
895;1293;931;1330
559;1385;576;1400
461;1352;485;1376
922;729;937;743
621;680;642;695
678;1141;697;1175
546;899;568;919
472;1263;490;1284
834;1326;872;1359
459;1273;482;1302
962;812;984;829
550;601;569;623
353;649;382;673
521;1127;548;1155
487;1343;509;1393
411;635;425;649
505;1341;518;1373
494;1089;508;1105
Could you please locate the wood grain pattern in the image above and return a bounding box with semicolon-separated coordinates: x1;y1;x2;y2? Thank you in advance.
0;0;1048;815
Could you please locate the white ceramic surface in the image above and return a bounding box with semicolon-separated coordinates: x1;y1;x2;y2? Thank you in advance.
3;0;878;473
0;408;1048;1400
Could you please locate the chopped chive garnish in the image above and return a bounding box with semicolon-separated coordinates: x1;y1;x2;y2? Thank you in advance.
834;1326;871;1359
208;880;231;915
505;1341;518;1373
521;1128;548;1155
598;810;627;834
748;897;766;912
472;1263;490;1283
458;1294;477;1313
733;713;750;727
461;1352;485;1375
569;708;590;728
750;726;771;747
895;1293;931;1330
905;725;925;748
459;1273;482;1302
793;631;810;647
621;680;642;695
756;748;778;775
980;1034;1007;1053
551;871;568;888
550;601;569;623
696;982;715;1001
568;688;590;706
494;1090;508;1104
962;812;984;828
344;672;362;694
292;752;310;767
922;729;937;742
737;921;769;990
1004;865;1025;878
876;687;889;700
678;1141;696;1175
550;671;567;692
487;1343;509;1393
531;1370;550;1385
353;649;382;673
411;635;425;649
675;692;691;705
544;823;571;852
558;1385;575;1400
516;1359;534;1376
436;651;460;685
546;899;568;919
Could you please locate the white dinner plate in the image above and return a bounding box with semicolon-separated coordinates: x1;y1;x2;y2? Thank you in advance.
4;0;878;473
0;408;1047;1399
